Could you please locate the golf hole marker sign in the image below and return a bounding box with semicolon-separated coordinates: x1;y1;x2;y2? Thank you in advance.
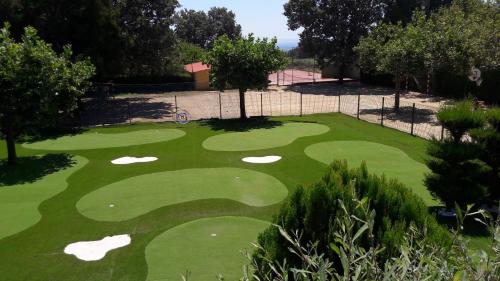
468;67;483;86
175;109;190;125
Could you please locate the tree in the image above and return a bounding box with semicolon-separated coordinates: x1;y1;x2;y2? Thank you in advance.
176;41;207;65
204;35;287;119
0;0;181;79
0;0;123;78
0;24;95;164
113;0;179;77
174;9;211;48
175;7;241;49
284;0;385;83
253;160;450;279
425;101;489;209
471;108;500;205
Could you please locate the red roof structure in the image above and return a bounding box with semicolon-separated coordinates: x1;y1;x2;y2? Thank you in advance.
184;62;210;73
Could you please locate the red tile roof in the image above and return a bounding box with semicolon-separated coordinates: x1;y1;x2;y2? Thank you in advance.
184;62;210;73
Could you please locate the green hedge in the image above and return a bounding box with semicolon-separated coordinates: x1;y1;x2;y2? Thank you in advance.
254;160;450;274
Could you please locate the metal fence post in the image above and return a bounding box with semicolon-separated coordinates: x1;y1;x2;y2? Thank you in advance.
338;95;341;113
218;92;222;119
260;93;263;116
381;97;385;127
356;94;361;119
300;92;303;117
174;95;178;114
277;73;279;86
127;99;132;125
410;103;416;136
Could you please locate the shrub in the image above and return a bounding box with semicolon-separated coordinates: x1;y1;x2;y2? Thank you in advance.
437;101;485;142
253;161;450;278
425;139;490;209
470;108;500;205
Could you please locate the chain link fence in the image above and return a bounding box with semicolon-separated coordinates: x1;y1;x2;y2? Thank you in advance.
80;84;446;140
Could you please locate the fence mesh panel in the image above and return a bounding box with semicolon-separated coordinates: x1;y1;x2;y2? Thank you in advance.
81;86;446;140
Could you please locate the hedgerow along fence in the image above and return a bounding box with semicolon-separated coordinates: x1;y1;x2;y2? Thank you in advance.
80;88;445;140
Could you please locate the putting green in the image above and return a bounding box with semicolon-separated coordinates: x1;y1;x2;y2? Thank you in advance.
145;216;270;281
22;129;185;151
305;141;437;206
202;122;330;151
0;155;88;240
77;168;288;221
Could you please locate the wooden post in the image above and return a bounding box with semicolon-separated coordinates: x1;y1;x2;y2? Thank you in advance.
411;103;416;136
218;92;222;119
356;94;361;119
277;72;279;86
338;95;341;113
441;126;445;140
381;97;385;127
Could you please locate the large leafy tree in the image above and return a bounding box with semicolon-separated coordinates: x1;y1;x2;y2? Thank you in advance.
113;0;179;77
0;0;122;78
204;35;287;119
0;0;180;78
284;0;385;83
0;24;95;164
356;19;426;109
175;7;242;49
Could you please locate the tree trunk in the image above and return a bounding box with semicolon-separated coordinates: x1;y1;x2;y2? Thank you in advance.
5;129;17;165
395;75;401;112
338;63;346;85
239;89;247;120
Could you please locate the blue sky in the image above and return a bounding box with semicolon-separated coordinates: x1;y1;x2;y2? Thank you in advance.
177;0;300;44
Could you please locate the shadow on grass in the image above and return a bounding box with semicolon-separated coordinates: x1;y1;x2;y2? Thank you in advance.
22;127;87;143
200;117;283;132
0;154;75;186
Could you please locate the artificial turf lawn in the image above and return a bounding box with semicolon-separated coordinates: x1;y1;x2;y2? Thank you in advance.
22;129;185;150
202;122;330;151
145;216;269;281
77;168;288;221
0;113;489;281
305;141;438;206
0;155;88;239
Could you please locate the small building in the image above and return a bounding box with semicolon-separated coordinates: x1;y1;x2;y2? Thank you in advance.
184;62;211;90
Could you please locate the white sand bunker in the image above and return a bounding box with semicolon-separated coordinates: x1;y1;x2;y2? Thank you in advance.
242;156;282;164
111;157;158;165
64;234;131;261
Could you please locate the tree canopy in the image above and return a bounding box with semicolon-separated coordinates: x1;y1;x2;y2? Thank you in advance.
175;7;242;49
284;0;386;82
204;35;287;119
0;24;95;164
0;0;180;79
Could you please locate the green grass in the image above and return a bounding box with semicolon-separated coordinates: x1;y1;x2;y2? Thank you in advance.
145;216;269;281
22;129;185;150
77;168;288;221
0;155;88;239
305;141;438;206
0;113;490;281
202;122;330;151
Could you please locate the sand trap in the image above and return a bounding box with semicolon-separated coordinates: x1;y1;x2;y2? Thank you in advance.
242;156;282;164
111;157;158;165
64;234;131;261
